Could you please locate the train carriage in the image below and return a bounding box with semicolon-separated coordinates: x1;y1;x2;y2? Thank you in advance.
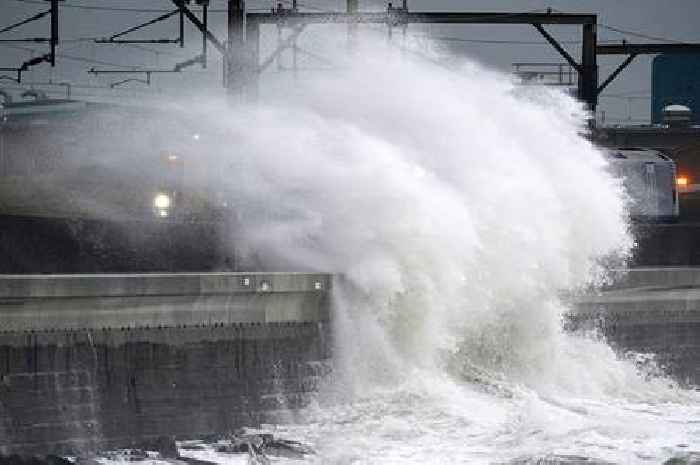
0;95;233;272
605;147;679;222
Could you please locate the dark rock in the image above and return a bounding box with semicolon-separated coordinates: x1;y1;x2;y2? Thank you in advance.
45;457;72;465
664;453;700;465
177;458;218;465
209;430;313;461
263;439;314;459
179;444;206;451
137;436;179;458
0;456;72;465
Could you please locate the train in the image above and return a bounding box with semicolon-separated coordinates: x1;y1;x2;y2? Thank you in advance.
605;147;679;222
0;92;682;273
0;92;235;273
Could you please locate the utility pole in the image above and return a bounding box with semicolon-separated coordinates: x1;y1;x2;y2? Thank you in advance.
49;0;59;66
245;19;260;100
579;23;598;113
201;0;208;68
226;0;259;100
226;0;245;91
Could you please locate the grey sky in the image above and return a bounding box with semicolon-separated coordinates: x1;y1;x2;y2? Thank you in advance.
1;0;700;123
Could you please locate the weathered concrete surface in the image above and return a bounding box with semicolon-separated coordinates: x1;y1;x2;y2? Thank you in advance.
572;268;700;385
601;267;700;289
0;273;332;456
0;272;331;331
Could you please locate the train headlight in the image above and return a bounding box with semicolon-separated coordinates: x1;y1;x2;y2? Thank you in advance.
677;176;689;187
154;193;172;210
153;193;172;218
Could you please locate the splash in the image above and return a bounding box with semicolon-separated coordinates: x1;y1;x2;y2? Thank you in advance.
159;32;697;463
181;35;634;389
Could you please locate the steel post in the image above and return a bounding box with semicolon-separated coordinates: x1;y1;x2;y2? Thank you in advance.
580;23;598;113
226;0;245;93
245;20;260;101
50;0;58;66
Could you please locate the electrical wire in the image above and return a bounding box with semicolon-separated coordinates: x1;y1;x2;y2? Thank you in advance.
9;0;179;13
8;0;254;13
0;42;146;69
597;23;686;44
429;37;624;46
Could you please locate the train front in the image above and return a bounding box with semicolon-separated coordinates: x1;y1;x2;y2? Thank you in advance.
0;95;234;272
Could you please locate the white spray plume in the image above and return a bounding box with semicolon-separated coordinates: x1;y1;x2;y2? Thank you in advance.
165;34;640;397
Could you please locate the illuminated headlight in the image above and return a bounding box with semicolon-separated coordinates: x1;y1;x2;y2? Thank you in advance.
154;193;171;209
153;193;172;218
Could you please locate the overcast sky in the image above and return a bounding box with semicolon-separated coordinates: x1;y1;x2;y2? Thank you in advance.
2;0;700;123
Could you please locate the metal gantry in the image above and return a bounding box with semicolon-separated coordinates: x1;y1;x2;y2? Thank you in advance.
87;0;225;87
224;2;601;110
596;42;700;98
2;0;700;112
0;0;62;83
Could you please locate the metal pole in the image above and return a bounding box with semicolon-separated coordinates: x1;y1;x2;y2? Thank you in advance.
579;22;598;113
50;0;58;66
202;3;208;68
226;0;245;92
179;7;185;47
245;20;259;102
228;1;245;49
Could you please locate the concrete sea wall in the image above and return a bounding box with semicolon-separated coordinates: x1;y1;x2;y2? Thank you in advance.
572;268;700;386
0;273;332;455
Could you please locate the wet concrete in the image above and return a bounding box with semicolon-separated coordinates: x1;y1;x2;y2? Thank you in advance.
572;268;700;386
0;273;332;455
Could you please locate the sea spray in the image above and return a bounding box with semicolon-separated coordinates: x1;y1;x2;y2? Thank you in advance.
180;37;632;388
156;32;697;463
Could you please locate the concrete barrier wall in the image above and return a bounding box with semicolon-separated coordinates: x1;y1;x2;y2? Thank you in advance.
0;272;331;331
0;273;333;455
604;267;700;290
572;267;700;386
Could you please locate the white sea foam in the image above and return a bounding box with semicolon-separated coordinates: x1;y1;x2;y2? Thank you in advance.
155;31;699;464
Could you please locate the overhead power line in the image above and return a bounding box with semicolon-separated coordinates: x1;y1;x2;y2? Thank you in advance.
7;0;283;13
9;0;178;13
0;42;145;69
597;23;686;44
431;36;622;46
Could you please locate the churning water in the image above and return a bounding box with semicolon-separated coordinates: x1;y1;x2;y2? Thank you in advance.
115;33;699;464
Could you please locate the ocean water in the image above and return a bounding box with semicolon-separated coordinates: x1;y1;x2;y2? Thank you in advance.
104;32;699;464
